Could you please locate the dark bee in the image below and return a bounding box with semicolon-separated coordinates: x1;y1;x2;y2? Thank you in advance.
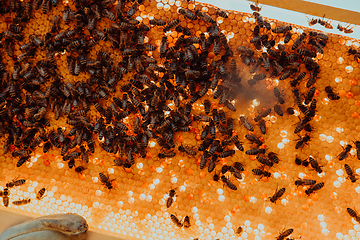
240;116;254;132
12;198;31;206
256;156;273;167
252;168;271;178
170;214;183;227
254;108;271;122
304;87;316;105
297;48;316;58
158;151;176;159
305;182;324;195
273;87;284;104
339;144;352;161
12;150;32;158
246;134;262;146
166;189;176;208
308;156;322;173
344;164;357;183
99;172;114;190
277;228;293;240
17;156;30;167
221;176;237;190
178;145;196;156
178;8;197;20
36;187;46;200
347;208;360;222
290;72;306;87
272;25;292;34
203;100;211;115
269;187;285;203
309;31;328;41
75;166;86;174
258;119;267;134
235;226;243;235
295;157;309;167
252;12;263;27
246;148;265;155
219;150;236;158
354;141;360;160
292;32;306;50
183;216;191;228
43;142;52;153
295;178;316;186
325;86;340;100
295;134;310;149
273;104;283;117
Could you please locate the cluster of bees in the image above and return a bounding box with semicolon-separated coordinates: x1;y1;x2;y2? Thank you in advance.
0;177;46;207
307;15;353;34
0;0;359;238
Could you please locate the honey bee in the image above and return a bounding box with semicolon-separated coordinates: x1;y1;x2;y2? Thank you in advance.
252;168;271;178
347;208;360;222
17;156;30;167
216;8;228;18
295;134;310;149
99;172;114;190
221;176;237;190
344;164;358;183
0;188;10;198
246;134;262;146
295;178;316;186
170;214;183;227
183;215;191;228
3;197;9;207
277;228;293;240
12;198;31;206
158;151;176;159
178;8;197;20
219;150;236;158
292;32;306;50
309;156;322;173
250;1;262;12
246;148;265;155
166;188;176;208
178;144;197;156
272;25;292;34
240;116;254;132
256;156;273;167
337;24;353;34
338;144;352;161
305;182;324;195
270;187;285;203
36;187;46;200
252;12;263;27
325;86;340;100
6;178;26;188
273;104;283;117
307;17;318;26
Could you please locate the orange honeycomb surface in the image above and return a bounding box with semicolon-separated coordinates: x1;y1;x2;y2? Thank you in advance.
0;0;360;240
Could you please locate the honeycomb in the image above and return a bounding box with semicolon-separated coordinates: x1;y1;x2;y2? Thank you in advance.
0;0;360;240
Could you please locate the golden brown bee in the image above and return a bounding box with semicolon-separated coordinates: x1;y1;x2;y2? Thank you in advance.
17;156;30;167
170;214;183;227
307;17;318;26
277;228;293;240
36;187;46;200
12;198;31;206
347;208;360;222
216;8;228;18
250;1;262;12
272;25;292;34
3;196;9;207
178;145;196;156
235;226;243;235
0;188;10;198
